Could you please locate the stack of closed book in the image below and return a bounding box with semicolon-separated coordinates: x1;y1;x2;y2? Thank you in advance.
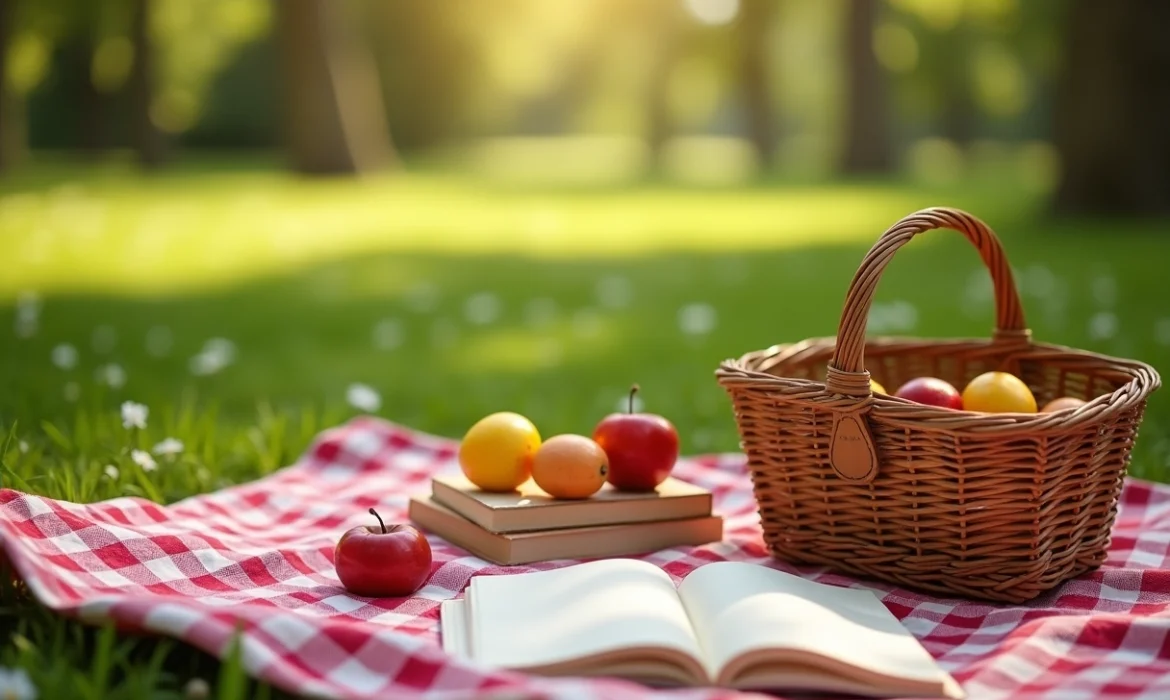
408;475;722;565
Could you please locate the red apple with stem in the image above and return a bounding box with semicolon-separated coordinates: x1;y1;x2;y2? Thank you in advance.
894;377;964;410
593;384;680;491
335;508;432;597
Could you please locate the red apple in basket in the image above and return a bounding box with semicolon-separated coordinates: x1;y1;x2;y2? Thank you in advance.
593;385;680;491
336;509;432;597
894;377;964;410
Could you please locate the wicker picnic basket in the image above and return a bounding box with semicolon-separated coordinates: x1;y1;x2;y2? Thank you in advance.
716;207;1161;604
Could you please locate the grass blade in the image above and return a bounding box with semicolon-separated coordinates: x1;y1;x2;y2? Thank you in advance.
217;627;248;700
41;421;73;454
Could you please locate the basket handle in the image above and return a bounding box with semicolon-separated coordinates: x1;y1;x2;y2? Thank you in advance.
823;207;1029;484
826;206;1029;396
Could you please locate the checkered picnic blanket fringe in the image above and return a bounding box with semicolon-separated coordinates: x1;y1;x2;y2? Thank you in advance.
3;416;1170;699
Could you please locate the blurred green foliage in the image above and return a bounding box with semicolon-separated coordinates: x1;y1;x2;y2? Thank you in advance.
10;0;1068;164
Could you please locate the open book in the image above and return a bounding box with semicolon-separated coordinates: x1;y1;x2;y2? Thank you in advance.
441;559;963;698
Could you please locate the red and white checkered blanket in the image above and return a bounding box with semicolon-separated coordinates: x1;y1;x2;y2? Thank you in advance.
2;416;1170;699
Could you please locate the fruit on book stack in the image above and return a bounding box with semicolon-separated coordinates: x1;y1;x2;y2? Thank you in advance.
408;386;723;565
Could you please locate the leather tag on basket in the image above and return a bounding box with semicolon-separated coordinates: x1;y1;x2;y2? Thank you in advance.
829;411;878;483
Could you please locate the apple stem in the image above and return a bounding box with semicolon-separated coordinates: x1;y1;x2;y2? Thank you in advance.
368;508;387;534
628;384;640;414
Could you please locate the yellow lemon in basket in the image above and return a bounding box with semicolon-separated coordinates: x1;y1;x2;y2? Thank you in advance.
871;379;887;395
961;372;1038;413
459;412;542;492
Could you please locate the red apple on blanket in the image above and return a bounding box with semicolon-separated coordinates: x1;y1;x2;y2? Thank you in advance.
593;384;680;492
336;509;432;597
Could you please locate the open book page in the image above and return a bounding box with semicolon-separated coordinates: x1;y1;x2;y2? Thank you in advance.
677;562;961;697
466;559;708;681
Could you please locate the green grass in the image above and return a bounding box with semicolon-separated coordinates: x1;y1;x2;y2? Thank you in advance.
1;155;1169;698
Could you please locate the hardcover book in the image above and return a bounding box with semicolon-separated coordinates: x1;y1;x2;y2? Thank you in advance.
408;496;723;566
429;474;712;533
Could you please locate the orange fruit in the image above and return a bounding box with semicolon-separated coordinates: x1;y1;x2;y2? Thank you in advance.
961;371;1037;413
532;434;609;500
1041;396;1087;413
458;412;541;492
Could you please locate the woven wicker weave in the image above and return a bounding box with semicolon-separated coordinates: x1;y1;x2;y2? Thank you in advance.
716;207;1161;603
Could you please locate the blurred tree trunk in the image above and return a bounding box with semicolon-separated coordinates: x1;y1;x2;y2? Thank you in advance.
275;0;395;175
841;0;891;174
939;26;975;147
62;35;107;157
129;0;167;168
0;0;25;172
735;0;778;170
646;29;679;169
1052;0;1170;215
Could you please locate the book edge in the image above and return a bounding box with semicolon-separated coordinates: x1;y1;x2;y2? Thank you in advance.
431;477;713;533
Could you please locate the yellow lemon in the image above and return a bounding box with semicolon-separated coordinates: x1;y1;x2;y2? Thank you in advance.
961;372;1037;413
458;412;542;492
871;379;887;395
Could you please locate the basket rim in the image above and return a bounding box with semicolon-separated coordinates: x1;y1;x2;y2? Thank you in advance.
716;334;1161;434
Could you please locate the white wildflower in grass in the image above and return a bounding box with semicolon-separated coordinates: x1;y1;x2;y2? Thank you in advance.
1090;274;1118;307
152;438;184;457
131;449;157;472
595;275;633;309
104;465;120;480
96;363;126;389
372;318;403;350
346;383;382;413
121;401;149;429
677;303;717;336
18;441;28;454
51;343;78;370
0;667;36;700
189;338;236;376
91;324;117;353
1155;318;1170;346
1023;264;1057;298
464;292;501;326
1089;311;1118;341
183;677;210;700
203;337;236;363
63;382;80;402
524;298;558;328
16;291;40;322
867;300;918;334
145;325;174;357
189;353;225;376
